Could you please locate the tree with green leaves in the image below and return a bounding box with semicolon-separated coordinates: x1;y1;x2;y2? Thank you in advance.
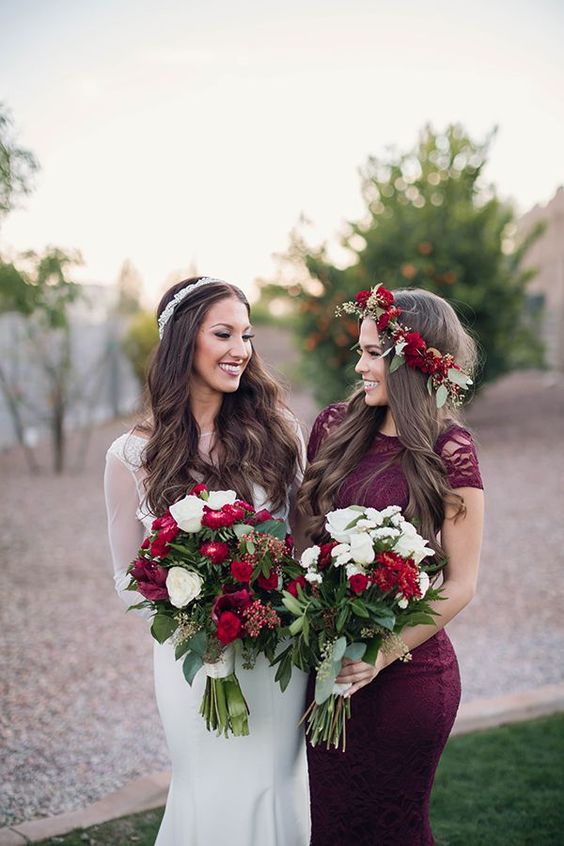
260;124;544;405
0;102;38;226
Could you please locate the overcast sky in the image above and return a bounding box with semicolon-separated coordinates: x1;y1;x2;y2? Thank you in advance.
1;0;563;303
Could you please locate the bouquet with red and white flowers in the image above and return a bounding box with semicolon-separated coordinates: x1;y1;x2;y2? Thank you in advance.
126;484;302;738
275;504;444;750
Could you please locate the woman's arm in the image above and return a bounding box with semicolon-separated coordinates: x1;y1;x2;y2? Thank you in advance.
337;485;484;695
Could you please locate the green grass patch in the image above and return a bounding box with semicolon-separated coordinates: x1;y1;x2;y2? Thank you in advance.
37;714;564;845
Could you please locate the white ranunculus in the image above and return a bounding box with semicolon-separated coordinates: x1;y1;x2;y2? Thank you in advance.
325;507;362;542
169;495;206;532
418;571;430;598
300;545;320;570
166;568;203;608
206;489;237;510
396;594;409;609
305;570;323;584
331;543;352;567
350;532;375;565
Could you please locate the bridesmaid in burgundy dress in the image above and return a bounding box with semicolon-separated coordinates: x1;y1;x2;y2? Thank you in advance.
298;286;484;846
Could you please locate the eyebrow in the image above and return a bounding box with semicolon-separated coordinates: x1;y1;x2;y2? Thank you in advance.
210;322;253;331
360;343;383;351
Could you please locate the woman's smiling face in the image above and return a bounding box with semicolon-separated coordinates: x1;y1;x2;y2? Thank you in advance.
190;296;254;397
354;318;389;407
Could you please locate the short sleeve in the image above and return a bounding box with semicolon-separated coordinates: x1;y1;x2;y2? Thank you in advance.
436;426;483;490
307;403;348;462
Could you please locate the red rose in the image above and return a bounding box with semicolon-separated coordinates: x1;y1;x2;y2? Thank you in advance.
130;559;169;601
355;289;371;309
318;541;337;570
230;559;254;583
257;569;279;591
216;611;242;644
211;588;252;622
349;573;369;594
201;508;232;529
376;286;395;307
141;537;150;550
223;503;246;522
189;483;208;496
287;576;306;597
403;331;427;369
254;509;274;524
199;541;230;565
151;512;178;532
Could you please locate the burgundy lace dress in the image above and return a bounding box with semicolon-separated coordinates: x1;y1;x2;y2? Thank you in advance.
305;403;483;846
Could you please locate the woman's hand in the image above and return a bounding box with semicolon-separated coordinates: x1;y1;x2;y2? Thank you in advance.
336;652;387;697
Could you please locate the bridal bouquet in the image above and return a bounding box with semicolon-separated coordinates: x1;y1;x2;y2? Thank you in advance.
126;485;301;738
276;505;444;750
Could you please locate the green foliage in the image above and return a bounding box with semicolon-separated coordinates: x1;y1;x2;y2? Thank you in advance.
121;310;159;385
260;125;545;405
0;102;39;225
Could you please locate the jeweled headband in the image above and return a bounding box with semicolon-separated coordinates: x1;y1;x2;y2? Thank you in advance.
336;284;473;407
158;277;224;339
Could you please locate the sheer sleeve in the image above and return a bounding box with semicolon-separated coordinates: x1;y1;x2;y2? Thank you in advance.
436;426;483;490
307;403;347;462
104;448;152;619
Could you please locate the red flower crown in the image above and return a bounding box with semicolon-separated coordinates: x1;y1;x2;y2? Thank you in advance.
335;284;472;407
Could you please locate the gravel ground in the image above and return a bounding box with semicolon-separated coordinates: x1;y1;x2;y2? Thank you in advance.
1;370;563;826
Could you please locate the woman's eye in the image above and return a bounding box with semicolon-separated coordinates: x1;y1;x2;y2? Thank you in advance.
243;334;255;342
215;332;231;339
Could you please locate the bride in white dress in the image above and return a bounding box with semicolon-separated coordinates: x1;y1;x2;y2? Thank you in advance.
104;277;310;846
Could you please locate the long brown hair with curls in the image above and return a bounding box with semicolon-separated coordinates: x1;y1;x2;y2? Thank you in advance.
298;288;478;553
136;278;302;517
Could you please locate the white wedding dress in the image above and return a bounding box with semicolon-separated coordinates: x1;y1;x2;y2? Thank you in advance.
104;431;310;846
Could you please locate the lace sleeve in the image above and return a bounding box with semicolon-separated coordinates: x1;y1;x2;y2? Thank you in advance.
104;446;152;620
436;426;483;490
307;403;347;462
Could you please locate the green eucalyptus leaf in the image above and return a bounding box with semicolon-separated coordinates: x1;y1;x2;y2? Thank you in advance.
436;384;448;408
150;614;177;644
332;636;347;663
389;354;405;373
183;652;203;685
187;630;208;656
255;519;287;540
315;666;339;705
344;642;367;661
233;523;253;539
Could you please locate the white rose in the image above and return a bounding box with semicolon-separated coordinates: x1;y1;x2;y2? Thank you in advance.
305;570;323;584
325;507;363;542
206;489;237;510
331;542;352;567
169;495;206;532
166;568;203;608
300;545;320;570
350;532;375;565
418;571;430;598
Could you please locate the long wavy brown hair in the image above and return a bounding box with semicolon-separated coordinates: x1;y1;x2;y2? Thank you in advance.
298;288;478;553
136;278;302;517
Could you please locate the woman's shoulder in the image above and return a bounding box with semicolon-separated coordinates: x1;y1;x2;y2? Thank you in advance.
434;423;483;489
106;430;148;470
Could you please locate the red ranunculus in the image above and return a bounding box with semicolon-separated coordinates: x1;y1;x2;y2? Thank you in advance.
230;559;254;583
189;483;208;496
349;573;369;594
403;331;427;369
130;559;169;601
211;588;252;622
355;289;371;309
199;541;230;565
377;305;402;332
257;569;279;591
216;611;242;644
254;509;274;524
287;575;306;597
201;508;232;529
